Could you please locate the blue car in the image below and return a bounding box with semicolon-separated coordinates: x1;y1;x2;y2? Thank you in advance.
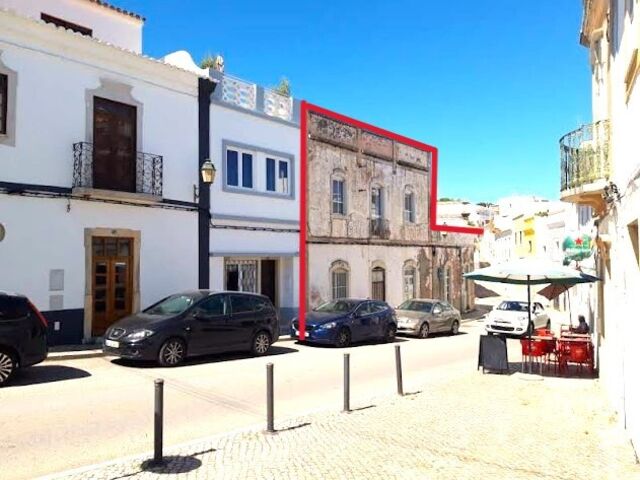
290;298;397;347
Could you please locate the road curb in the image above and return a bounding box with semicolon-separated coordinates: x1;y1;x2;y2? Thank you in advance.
45;350;105;361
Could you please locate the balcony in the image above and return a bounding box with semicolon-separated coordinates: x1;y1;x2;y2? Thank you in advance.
212;72;296;123
72;142;163;201
370;218;390;239
559;120;610;213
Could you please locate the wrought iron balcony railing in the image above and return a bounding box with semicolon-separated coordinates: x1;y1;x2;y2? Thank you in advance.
72;142;163;197
370;218;390;238
559;120;610;192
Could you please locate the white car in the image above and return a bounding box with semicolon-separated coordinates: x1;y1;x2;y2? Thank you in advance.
484;300;550;336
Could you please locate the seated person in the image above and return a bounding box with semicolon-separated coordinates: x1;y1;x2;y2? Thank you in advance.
573;315;590;334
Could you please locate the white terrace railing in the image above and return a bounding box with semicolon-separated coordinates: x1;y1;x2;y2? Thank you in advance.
218;74;294;122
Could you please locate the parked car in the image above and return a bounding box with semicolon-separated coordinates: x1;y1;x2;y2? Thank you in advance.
396;299;461;338
290;298;397;347
0;292;48;386
103;291;280;366
484;300;550;336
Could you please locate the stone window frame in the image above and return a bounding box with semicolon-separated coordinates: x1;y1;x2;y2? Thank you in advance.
0;50;17;147
329;259;350;300
403;185;417;224
331;168;347;217
402;259;418;300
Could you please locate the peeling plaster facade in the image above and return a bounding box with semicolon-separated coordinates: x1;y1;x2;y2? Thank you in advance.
306;112;476;311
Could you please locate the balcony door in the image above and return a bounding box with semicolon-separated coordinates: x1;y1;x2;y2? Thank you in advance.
92;237;133;336
93;96;136;192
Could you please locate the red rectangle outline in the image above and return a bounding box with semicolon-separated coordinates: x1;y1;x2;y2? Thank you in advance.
298;101;483;340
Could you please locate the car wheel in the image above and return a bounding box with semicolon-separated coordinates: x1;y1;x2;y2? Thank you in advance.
418;323;430;339
335;327;351;348
0;349;17;387
251;331;271;356
384;324;396;343
158;338;186;367
450;320;460;336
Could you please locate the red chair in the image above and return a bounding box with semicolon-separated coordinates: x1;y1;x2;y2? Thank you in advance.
521;338;547;374
568;342;592;375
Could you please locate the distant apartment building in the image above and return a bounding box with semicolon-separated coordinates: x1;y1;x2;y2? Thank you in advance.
561;0;640;454
305;110;476;312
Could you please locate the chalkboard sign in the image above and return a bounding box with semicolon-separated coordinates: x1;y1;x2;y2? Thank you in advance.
477;335;509;374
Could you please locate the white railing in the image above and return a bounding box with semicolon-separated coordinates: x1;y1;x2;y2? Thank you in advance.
220;75;257;111
264;88;293;121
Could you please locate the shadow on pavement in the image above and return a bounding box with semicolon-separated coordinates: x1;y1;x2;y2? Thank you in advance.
397;331;468;340
9;365;91;387
294;337;410;349
505;361;598;380
138;456;202;476
276;422;311;433
112;345;299;369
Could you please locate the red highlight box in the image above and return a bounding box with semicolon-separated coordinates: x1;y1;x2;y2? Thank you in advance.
298;101;483;340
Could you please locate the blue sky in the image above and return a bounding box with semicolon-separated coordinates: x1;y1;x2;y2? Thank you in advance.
119;0;591;203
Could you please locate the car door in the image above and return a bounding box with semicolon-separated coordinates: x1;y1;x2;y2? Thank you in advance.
228;294;261;349
431;303;447;332
351;302;374;341
0;296;46;362
188;294;230;354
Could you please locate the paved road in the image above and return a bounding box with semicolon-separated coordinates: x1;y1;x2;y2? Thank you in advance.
1;322;482;480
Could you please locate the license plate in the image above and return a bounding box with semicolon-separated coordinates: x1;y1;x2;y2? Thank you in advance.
105;339;119;349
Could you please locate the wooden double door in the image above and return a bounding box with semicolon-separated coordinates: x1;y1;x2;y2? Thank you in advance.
92;237;133;336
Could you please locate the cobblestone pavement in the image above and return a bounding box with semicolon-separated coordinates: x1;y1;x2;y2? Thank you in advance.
44;365;640;480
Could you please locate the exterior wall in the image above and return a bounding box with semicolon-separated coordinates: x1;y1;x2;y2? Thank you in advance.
0;0;143;52
208;82;300;327
0;10;201;343
0;11;198;202
0;195;198;343
306;111;475;313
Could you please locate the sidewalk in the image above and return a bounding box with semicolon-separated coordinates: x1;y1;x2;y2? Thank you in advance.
43;365;640;480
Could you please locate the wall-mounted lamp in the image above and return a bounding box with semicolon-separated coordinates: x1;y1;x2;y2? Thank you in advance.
194;159;216;202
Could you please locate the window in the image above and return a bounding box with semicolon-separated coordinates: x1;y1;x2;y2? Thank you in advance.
371;266;386;301
226;148;253;189
230;294;260;314
332;268;349;299
404;191;415;223
225;260;258;292
442;268;451;302
266;157;290;194
403;265;416;300
41;13;93;36
0;74;6;135
0;296;29;321
371;187;383;219
197;295;227;316
332;179;345;215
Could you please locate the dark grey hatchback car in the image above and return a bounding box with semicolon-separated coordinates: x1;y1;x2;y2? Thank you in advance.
103;291;280;366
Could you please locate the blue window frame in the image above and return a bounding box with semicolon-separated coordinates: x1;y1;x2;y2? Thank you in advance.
278;160;289;194
226;149;238;186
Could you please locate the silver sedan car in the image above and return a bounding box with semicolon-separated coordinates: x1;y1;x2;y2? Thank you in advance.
395;299;461;338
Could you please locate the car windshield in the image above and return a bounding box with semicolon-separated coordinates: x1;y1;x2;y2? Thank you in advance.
397;300;433;313
497;301;529;312
145;294;199;315
314;300;358;313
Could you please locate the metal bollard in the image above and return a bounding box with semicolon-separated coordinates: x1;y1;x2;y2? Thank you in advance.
153;378;164;465
266;363;275;433
343;353;350;413
395;345;404;396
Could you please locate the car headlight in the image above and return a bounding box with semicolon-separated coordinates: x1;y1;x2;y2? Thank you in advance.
319;321;337;329
124;329;154;341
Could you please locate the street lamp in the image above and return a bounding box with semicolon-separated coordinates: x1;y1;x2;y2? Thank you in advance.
194;160;216;202
201;159;216;185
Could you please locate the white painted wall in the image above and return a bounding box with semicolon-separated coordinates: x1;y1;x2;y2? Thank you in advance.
209;104;299;222
0;0;143;52
0;14;199;203
0;195;198;312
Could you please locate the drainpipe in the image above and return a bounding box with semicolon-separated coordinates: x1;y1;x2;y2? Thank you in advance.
198;77;217;289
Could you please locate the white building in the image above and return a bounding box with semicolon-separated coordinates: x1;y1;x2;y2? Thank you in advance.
0;1;205;344
207;71;300;324
562;0;640;454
